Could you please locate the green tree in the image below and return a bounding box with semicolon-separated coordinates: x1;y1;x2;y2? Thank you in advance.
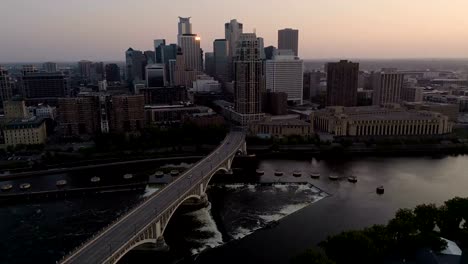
413;204;439;233
291;249;335;264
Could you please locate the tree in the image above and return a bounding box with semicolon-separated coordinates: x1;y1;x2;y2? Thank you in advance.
413;204;438;233
320;230;379;264
290;249;335;264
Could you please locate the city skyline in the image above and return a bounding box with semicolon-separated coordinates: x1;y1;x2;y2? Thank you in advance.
1;0;468;62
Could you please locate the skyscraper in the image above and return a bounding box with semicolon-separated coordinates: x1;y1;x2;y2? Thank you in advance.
162;44;178;85
78;60;92;79
174;47;199;88
204;52;215;77
371;69;404;106
89;62;104;84
22;72;70;99
144;50;156;65
43;62;58;73
278;28;299;56
178;34;202;71
213;39;229;85
154;39;166;63
225;19;243;58
326;60;359;107
146;64;166;87
0;67;13;108
233;33;265;125
178;17;192;37
264;46;277;60
125;48;147;84
266;50;304;104
105;64;121;82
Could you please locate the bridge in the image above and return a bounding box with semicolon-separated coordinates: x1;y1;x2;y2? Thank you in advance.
60;131;246;264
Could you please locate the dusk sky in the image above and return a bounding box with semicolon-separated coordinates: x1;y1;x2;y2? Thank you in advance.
1;0;468;62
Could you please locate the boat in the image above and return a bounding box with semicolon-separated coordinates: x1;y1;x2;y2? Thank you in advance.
329;174;339;181
1;184;13;191
376;186;385;195
293;171;302;177
256;169;265;175
155;171;164;178
56;180;67;187
274;170;284;176
123;174;133;180
170;170;179;176
91;176;101;183
20;183;31;190
348;176;358;183
310;172;321;179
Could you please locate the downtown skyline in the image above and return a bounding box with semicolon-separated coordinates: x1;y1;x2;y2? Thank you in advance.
1;0;468;62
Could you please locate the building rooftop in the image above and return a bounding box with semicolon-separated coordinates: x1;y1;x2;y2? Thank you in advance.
5;117;45;129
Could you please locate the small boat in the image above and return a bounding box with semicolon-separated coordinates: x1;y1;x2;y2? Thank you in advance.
274;171;284;176
123;174;133;180
20;183;31;190
56;180;67;187
256;169;265;175
1;184;13;191
170;170;179;176
348;176;358;183
293;171;302;177
91;176;101;183
155;171;164;178
329;174;339;181
376;186;385;195
310;172;321;179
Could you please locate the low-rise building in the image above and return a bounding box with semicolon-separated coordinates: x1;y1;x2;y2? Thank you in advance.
314;105;452;137
404;102;459;122
4;118;47;146
250;115;314;138
145;105;213;124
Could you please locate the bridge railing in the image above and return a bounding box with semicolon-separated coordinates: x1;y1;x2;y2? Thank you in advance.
59;132;245;263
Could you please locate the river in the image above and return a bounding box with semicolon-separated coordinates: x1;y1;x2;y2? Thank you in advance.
1;155;467;263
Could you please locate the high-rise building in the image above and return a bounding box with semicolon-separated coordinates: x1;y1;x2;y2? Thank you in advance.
213;39;230;85
225;19;243;58
144;50;156;65
109;95;145;133
278;28;299;57
154;39;166;63
0;67;13;108
58;96;100;137
266;50;303;104
78;60;92;79
178;34;202;71
105;64;121;82
326;60;359;107
43;62;58;73
401;86;424;102
204;52;215;77
264;46;277;60
89;62;104;84
257;37;266;60
22;72;70;99
168;59;177;86
372;69;404;106
22;65;38;75
146;64;166;87
303;71;322;100
178;17;192;37
233;33;265;125
125;48;147;84
161;44;178;85
174;47;199;88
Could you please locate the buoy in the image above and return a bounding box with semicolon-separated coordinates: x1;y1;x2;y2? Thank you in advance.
274;171;284;176
293;171;302;177
310;172;321;179
20;183;31;190
123;174;133;180
256;169;265;175
56;180;67;187
1;184;13;191
91;176;101;183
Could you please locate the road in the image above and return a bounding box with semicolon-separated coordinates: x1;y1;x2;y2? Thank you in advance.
60;131;245;264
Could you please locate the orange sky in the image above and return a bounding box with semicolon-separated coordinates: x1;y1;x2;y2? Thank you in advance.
1;0;467;61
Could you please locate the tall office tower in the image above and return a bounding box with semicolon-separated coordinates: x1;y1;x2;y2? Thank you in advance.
89;62;104;84
168;59;177;86
43;62;58;73
0;67;13;108
233;33;265;125
371;69;404;106
225;19;243;58
326;60;359;107
303;71;322;99
178;34;202;71
178;17;192;38
266;50;304;105
125;48;147;84
204;52;215;77
105;64;121;82
154;39;166;63
161;44;178;85
264;46;277;60
109;95;145;133
257;37;266;59
144;50;156;65
174;48;199;88
22;72;70;99
213;39;229;85
78;60;92;79
146;64;166;87
278;28;299;56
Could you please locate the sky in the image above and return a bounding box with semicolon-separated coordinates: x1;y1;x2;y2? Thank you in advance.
1;0;468;62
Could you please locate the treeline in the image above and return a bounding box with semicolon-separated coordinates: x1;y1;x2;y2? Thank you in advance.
292;197;468;264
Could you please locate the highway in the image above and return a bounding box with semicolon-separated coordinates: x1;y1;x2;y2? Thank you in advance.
60;131;245;264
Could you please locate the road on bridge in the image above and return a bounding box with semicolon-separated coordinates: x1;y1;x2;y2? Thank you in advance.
60;131;245;264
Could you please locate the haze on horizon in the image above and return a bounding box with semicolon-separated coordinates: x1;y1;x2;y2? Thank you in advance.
1;0;468;62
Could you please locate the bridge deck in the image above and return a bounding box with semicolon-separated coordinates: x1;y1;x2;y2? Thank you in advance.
60;131;245;264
